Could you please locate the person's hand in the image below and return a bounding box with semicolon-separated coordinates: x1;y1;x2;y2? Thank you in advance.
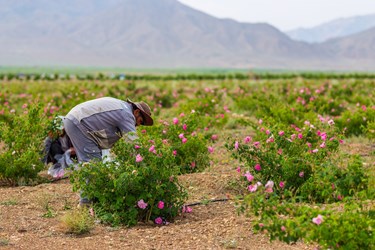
70;147;76;155
48;131;54;138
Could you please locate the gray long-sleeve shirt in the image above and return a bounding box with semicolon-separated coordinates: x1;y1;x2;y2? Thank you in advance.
66;97;137;149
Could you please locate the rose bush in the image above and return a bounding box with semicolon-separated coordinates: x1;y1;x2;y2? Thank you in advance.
71;134;189;226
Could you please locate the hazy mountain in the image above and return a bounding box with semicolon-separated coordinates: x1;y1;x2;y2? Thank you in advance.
321;27;375;59
287;13;375;43
0;0;373;70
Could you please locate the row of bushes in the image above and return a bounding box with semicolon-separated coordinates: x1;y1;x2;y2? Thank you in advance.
2;72;375;81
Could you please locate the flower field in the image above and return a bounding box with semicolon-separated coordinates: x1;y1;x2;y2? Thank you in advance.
0;74;374;249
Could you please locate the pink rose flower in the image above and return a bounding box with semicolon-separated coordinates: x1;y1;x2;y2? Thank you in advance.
173;118;179;125
254;164;261;171
208;146;214;153
135;154;143;162
243;171;254;182
211;134;218;140
234;141;239;150
182;124;187;130
321;133;327;141
266;137;274;143
157;201;165;209
137;199;148;209
278;131;285;136
248;184;258;192
155;217;163;225
265;181;274;193
182;138;188;144
178;133;184;139
173;150;177;156
328;119;335;125
312;215;324;225
236;166;241;173
279;181;285;188
182;206;192;213
244;136;252;143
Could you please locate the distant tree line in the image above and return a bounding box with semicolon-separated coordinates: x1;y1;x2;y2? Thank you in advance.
1;72;375;81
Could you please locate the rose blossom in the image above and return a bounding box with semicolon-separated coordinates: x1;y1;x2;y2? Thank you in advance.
312;215;324;225
137;199;147;209
155;217;163;225
265;181;274;193
157;201;165;209
244;136;252;143
248;184;258;192
244;171;254;182
182;206;192;213
135;154;143;162
254;164;261;171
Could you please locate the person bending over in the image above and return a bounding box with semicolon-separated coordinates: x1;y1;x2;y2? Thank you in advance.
63;97;154;206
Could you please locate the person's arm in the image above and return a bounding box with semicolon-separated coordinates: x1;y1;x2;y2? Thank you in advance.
117;112;139;142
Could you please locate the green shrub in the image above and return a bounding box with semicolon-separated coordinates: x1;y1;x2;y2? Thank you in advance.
336;107;375;137
140;113;212;174
71;133;189;227
0;103;47;185
247;193;374;249
227;119;368;203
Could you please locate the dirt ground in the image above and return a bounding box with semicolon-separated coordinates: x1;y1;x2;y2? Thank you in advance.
0;137;372;250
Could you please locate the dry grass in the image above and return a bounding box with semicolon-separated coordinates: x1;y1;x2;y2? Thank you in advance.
60;207;95;235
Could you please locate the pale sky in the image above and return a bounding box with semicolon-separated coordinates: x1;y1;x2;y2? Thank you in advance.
178;0;375;31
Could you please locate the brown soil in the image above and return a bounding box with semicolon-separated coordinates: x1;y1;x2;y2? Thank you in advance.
0;137;318;250
0;177;314;250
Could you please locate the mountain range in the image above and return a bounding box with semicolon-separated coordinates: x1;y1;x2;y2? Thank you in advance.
286;13;375;43
0;0;374;70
